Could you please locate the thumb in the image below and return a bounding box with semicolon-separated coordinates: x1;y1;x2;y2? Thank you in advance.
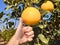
18;18;23;30
16;18;23;33
14;18;24;38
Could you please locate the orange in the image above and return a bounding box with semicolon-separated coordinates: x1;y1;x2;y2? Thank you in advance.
21;7;41;25
41;1;54;11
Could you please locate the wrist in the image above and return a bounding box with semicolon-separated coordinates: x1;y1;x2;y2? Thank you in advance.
7;36;19;45
12;35;23;44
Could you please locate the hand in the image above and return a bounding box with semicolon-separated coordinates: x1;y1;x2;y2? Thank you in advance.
15;18;34;44
7;18;34;45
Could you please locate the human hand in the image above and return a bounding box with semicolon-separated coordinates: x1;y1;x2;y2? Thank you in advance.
15;18;34;44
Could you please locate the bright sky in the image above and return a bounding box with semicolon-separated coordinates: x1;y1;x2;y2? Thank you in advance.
0;0;6;12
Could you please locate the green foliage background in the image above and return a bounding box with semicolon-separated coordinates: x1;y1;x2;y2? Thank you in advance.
0;0;60;45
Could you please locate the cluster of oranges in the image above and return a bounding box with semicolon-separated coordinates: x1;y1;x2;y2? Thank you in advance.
21;1;54;25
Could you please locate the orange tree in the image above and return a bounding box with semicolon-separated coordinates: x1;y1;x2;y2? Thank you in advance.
0;0;60;45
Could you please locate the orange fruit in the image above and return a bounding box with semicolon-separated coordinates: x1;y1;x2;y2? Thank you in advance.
41;1;54;11
21;7;41;25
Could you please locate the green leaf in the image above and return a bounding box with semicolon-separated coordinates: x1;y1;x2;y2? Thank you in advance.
55;0;60;2
0;12;4;18
31;0;40;4
58;30;60;35
3;18;8;22
38;34;48;44
5;5;13;11
8;22;14;28
38;25;44;29
36;43;41;45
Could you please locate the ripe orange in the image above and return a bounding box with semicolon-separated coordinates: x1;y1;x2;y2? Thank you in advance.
21;7;41;25
41;1;54;11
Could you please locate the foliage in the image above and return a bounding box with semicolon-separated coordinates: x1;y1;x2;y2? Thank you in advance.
0;0;60;45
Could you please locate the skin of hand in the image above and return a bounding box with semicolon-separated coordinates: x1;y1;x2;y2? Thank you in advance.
7;18;34;45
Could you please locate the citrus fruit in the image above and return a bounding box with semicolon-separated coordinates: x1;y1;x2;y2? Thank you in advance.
41;1;54;11
21;7;41;25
